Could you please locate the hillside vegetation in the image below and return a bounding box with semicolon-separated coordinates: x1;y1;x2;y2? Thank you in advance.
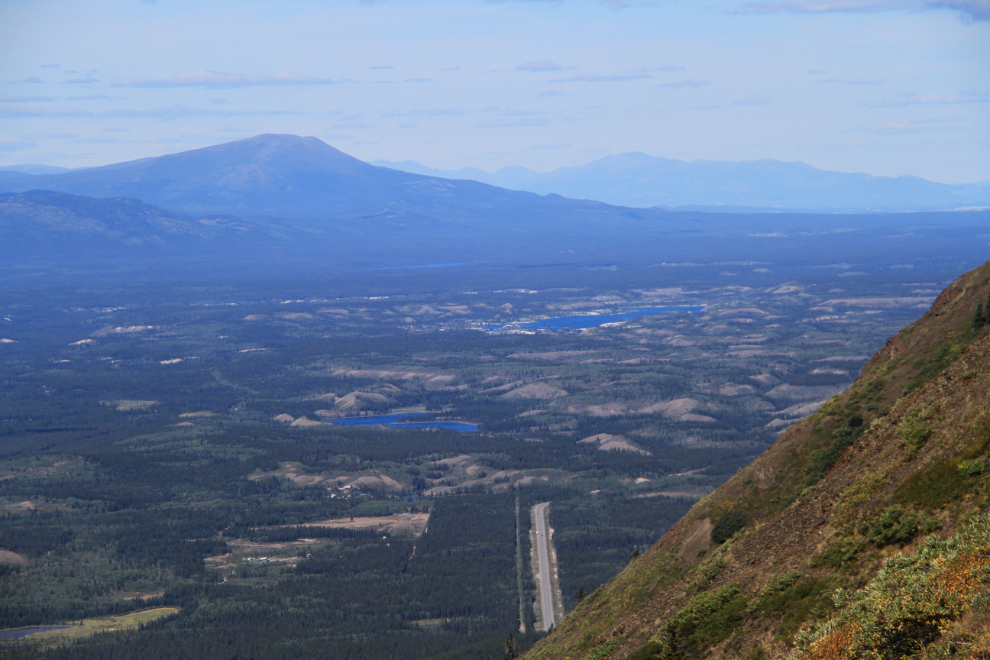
527;260;990;660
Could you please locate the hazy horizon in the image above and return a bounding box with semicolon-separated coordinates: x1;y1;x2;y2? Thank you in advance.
1;0;987;184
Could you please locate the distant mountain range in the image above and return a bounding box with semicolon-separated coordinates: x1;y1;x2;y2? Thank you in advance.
0;134;578;220
1;134;988;285
374;154;990;212
0;164;70;176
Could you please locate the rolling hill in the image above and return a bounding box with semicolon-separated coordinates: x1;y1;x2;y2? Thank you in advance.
375;153;990;212
1;135;988;288
526;260;990;659
0;134;580;220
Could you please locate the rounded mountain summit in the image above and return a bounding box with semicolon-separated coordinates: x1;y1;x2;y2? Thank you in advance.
0;134;564;219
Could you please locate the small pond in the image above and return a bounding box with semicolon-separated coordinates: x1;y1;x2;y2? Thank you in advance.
0;627;70;641
523;306;705;330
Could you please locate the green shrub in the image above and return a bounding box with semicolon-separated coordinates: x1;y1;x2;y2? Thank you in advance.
809;540;861;569
758;571;803;598
651;584;749;658
583;640;617;660
804;424;861;487
711;511;749;545
896;460;972;509
687;551;727;594
790;513;990;660
625;641;663;660
958;458;986;477
897;402;939;459
867;505;919;547
751;576;837;642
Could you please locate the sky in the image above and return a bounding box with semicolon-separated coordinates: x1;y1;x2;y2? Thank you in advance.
0;0;988;183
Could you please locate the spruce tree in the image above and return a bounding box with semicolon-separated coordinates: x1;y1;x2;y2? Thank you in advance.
503;633;518;659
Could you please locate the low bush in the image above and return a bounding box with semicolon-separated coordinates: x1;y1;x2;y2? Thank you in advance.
866;505;920;547
650;584;750;659
711;511;748;545
791;513;990;660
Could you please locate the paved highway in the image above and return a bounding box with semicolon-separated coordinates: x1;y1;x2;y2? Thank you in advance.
533;502;555;631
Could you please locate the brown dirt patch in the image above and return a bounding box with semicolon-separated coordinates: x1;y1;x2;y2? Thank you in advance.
502;382;569;399
0;550;29;565
677;517;714;561
290;417;323;427
296;513;430;536
508;351;593;360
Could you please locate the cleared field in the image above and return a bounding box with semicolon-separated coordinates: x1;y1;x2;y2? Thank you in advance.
296;512;430;535
5;608;179;646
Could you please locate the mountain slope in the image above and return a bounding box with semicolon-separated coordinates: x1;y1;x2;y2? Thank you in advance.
0;191;280;256
0;134;576;220
375;154;990;212
527;261;990;660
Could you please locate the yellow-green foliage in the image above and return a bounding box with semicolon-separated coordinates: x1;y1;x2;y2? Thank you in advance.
14;608;180;648
791;513;990;660
897;402;939;459
865;505;919;547
750;573;837;643
831;467;892;533
648;584;749;659
583;640;618;660
686;550;727;594
758;571;803;598
529;550;684;660
809;540;861;570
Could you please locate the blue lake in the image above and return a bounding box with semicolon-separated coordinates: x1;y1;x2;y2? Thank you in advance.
496;306;705;331
331;413;477;432
0;626;70;641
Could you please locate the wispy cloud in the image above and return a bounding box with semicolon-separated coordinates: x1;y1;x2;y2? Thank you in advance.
871;118;964;133
403;78;434;83
0;134;37;152
381;108;467;118
62;76;99;84
516;60;564;72
68;94;111;100
0;102;302;120
635;66;687;73
476;110;549;128
0;102;88;118
738;0;989;22
331;122;375;129
693;95;772;109
489;0;631;6
819;77;883;85
867;91;988;107
40;64;60;69
0;95;53;102
369;65;394;70
529;142;571;150
112;70;347;89
18;76;42;84
550;73;653;82
656;79;710;89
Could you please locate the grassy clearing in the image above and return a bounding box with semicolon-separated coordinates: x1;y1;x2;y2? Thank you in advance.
106;400;158;411
13;608;179;647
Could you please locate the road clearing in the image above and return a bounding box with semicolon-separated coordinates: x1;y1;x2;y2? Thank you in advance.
532;502;555;631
